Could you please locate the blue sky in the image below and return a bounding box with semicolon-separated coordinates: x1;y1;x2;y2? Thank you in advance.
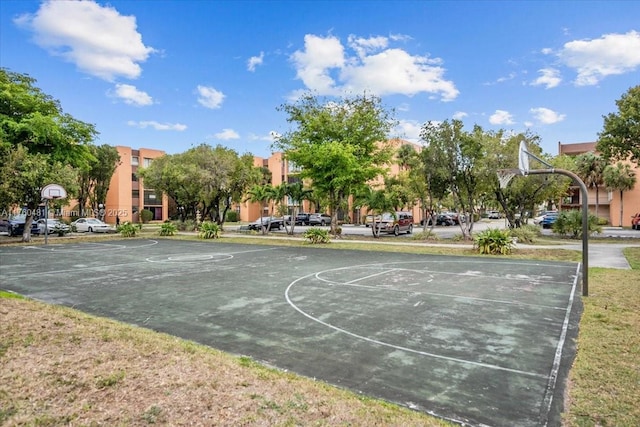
1;1;639;159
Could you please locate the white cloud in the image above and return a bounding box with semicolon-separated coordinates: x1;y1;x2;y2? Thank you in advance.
395;120;422;142
196;85;225;109
452;111;468;120
531;68;562;89
214;128;240;140
112;84;153;106
530;107;566;124
248;133;275;141
555;30;640;86
127;121;187;131
14;0;155;81
247;51;264;72
489;110;515;125
290;33;458;101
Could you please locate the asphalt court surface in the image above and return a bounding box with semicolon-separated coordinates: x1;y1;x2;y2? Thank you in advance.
0;239;582;427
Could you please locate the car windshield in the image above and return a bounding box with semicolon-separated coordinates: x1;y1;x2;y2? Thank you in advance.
380;213;396;220
9;214;27;221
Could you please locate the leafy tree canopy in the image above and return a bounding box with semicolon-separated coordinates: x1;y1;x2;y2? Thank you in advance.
597;85;640;165
274;93;396;232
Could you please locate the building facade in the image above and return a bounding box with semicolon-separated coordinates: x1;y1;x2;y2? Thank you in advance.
558;142;640;227
104;146;169;224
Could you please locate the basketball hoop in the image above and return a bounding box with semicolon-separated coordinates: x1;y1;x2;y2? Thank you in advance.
41;183;67;200
497;168;522;189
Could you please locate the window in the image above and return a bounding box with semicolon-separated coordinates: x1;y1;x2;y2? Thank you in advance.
132;173;138;182
131;156;139;166
132;190;139;199
143;158;152;167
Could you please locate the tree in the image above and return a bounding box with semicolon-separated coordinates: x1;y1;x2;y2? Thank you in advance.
603;162;637;227
419;120;483;240
0;68;97;241
245;184;276;234
359;188;396;238
597;85;640;165
280;182;313;235
274;93;395;235
574;152;607;218
76;144;121;216
0;145;78;241
140;144;262;227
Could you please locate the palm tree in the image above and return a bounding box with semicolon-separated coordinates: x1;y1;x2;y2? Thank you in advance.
603;162;637;227
281;182;313;235
575;153;607;218
245;184;276;234
360;187;396;238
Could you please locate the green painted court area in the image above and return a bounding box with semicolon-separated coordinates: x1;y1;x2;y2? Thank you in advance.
0;239;582;427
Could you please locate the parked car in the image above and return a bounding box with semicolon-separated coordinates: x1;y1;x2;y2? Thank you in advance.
295;212;312;225
486;210;502;219
0;214;41;237
539;212;559;229
534;210;557;225
631;212;640;230
72;218;115;233
308;213;331;226
373;211;414;235
364;214;381;227
247;216;284;231
442;211;463;224
36;218;70;234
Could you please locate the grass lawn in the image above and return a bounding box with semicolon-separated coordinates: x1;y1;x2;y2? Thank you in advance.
1;233;638;426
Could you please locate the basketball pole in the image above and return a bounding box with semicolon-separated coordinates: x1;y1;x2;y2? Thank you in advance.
525;168;589;297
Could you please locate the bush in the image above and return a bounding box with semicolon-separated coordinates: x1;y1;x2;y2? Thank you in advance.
303;227;330;244
411;230;440;241
140;209;153;224
474;228;514;255
118;221;138;237
198;221;220;239
225;211;239;222
552;210;602;238
159;222;178;236
508;224;540;244
175;219;197;232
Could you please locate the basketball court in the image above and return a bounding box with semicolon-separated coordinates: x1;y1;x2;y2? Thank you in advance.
0;239;582;426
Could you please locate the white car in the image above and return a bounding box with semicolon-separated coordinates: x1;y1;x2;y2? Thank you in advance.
36;218;70;234
72;218;114;233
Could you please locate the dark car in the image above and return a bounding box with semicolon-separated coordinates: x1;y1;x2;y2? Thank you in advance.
540;212;559;229
0;214;41;237
308;213;331;226
295;212;312;225
247;216;284;231
631;212;640;230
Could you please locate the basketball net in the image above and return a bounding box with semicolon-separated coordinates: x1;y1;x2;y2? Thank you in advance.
497;169;522;189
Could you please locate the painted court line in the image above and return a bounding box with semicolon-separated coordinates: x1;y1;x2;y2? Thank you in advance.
286;270;549;379
540;263;581;426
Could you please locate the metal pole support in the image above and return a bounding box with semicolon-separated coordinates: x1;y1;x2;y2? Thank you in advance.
527;169;589;296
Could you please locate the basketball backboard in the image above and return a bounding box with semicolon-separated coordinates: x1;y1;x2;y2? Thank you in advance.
518;141;530;174
41;183;67;200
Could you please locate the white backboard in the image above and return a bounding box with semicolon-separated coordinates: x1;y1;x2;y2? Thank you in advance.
41;183;67;200
518;141;530;174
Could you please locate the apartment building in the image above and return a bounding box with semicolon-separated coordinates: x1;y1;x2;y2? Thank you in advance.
558;142;640;227
104;146;169;225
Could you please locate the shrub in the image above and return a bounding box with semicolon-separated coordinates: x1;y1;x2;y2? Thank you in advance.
225;211;239;222
175;219;197;232
140;209;153;224
159;222;178;236
303;227;330;244
118;221;138;237
411;230;440;241
198;221;220;239
474;228;514;255
508;224;540;244
552;210;602;238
